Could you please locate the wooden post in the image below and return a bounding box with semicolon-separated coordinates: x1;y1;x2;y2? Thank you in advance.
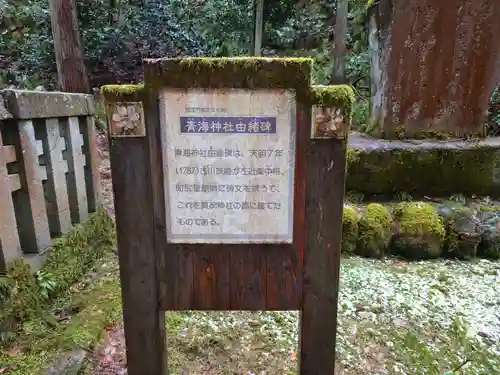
102;63;353;375
300;85;353;374
105;88;167;375
331;0;348;84
49;0;90;93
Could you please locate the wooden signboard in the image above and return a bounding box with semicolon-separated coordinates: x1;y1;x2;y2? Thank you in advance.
103;58;353;375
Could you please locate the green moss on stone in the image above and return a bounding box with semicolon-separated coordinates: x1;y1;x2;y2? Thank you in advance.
310;85;355;121
391;202;445;260
442;207;480;260
0;208;115;344
100;84;145;101
42;207;115;297
346;144;500;197
143;57;313;98
342;205;360;254
477;210;500;260
355;203;392;258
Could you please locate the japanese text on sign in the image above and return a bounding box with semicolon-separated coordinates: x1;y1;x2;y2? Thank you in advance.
160;88;296;244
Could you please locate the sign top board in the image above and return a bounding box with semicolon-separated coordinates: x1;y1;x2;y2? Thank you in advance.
160;88;296;244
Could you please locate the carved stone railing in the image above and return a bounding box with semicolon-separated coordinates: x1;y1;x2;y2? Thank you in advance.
0;90;101;270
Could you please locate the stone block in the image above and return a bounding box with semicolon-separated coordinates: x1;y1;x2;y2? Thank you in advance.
346;133;500;197
1;89;94;119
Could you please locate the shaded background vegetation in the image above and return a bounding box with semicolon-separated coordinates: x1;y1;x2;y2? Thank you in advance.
0;0;498;134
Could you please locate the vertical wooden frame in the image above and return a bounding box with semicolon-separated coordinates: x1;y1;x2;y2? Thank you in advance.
142;57;312;311
103;70;354;375
300;85;353;374
103;86;167;375
300;137;347;374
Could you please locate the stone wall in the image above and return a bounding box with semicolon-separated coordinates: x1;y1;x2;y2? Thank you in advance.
0;90;101;270
346;132;500;197
369;0;500;139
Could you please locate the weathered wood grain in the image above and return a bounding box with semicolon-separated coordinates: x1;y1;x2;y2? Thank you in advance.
109;136;167;375
230;245;266;310
300;138;347;375
266;103;309;310
144;65;309;312
192;246;231;309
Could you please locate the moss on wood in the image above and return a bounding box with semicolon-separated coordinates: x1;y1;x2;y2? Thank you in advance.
309;85;355;121
355;203;392;258
342;205;360;254
143;57;313;99
346;144;500;197
391;202;445;260
0;208;115;344
100;84;145;102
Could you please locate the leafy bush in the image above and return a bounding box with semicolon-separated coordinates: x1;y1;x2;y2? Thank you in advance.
487;86;500;136
1;0;372;89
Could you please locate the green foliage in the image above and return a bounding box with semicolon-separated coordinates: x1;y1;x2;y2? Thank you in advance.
351;99;370;131
487;86;500;136
342;205;360;254
42;208;115;297
0;256;123;375
0;208;115;346
1;0;372;90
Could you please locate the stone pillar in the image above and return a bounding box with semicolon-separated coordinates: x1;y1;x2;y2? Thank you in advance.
368;0;500;139
0;130;22;270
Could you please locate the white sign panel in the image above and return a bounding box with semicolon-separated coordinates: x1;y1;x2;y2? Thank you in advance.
160;88;296;244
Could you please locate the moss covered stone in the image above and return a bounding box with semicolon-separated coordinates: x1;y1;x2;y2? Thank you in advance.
0;208;115;342
143;57;313;99
437;206;480;260
355;203;392;258
342;205;360;254
42;207;115;296
477;210;500;260
100;84;145;102
346;135;500;197
391;202;445;260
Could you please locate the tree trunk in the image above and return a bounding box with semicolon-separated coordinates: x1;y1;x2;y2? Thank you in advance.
49;0;90;93
330;0;348;84
253;0;264;56
369;0;500;139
